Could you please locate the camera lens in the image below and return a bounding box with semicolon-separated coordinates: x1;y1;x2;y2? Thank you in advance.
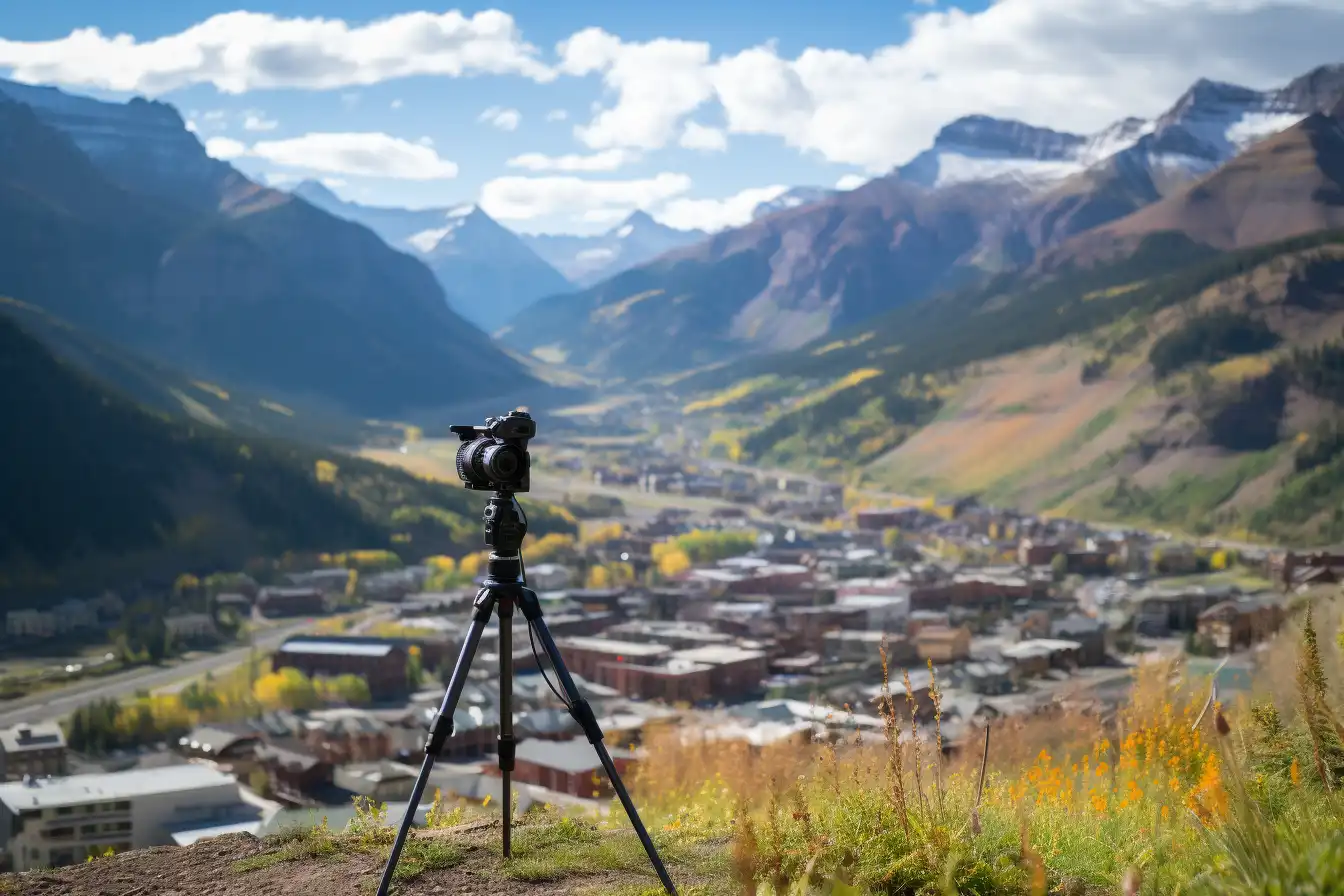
456;437;524;488
482;443;522;480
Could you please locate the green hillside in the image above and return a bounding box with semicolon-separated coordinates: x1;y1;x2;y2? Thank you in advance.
672;230;1344;545
0;313;575;600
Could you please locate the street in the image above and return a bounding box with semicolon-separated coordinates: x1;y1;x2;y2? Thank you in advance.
0;618;314;729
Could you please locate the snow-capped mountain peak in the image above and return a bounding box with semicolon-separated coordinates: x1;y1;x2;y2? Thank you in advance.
897;115;1096;189
751;187;834;221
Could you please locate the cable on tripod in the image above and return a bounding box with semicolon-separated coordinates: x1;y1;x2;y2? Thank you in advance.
515;497;572;711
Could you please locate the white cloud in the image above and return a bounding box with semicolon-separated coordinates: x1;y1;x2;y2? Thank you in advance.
242;111;279;131
390;98;404;109
479;172;692;223
265;172;348;189
558;28;715;151
0;9;553;94
545;108;568;122
204;136;248;160
655;185;789;232
505;148;638;172
678;121;727;152
479;105;521;131
557;0;1344;172
225;132;459;179
835;174;867;191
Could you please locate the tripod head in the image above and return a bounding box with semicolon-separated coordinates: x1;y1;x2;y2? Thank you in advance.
483;492;527;556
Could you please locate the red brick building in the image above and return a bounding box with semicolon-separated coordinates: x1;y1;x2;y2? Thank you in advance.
497;738;638;799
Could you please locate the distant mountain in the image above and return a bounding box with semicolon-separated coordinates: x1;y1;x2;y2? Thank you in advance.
1057;103;1344;261
0;79;535;418
751;187;836;220
291;182;571;332
522;211;708;287
502;65;1344;382
504;177;1026;377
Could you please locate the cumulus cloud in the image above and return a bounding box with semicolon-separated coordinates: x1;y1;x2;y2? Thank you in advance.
678;121;727;152
479;105;521;131
216;132;459;179
242;111;279;131
559;0;1344;172
505;148;638;172
204;136;248;160
479;172;692;224
655;185;789;232
0;9;553;94
835;174;867;191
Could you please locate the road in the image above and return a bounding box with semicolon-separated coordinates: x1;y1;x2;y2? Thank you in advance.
0;619;314;729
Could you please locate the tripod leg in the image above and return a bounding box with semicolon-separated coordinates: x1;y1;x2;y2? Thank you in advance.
518;590;679;896
376;589;495;896
497;595;515;857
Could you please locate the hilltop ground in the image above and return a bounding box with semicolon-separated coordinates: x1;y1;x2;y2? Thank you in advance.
2;818;731;896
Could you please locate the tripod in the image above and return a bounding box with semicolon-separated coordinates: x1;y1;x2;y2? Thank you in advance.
375;492;678;896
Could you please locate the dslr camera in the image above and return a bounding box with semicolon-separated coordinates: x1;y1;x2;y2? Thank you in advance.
449;410;534;493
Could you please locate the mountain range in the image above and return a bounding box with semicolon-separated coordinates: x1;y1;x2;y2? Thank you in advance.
519;211;709;289
290;181;572;332
0;77;535;420
502;64;1344;381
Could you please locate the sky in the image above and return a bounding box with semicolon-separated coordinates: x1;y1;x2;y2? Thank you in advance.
0;1;1340;235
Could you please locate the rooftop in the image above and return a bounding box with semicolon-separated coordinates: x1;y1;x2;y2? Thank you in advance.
0;765;236;813
0;721;66;754
278;638;397;658
555;636;671;658
669;645;768;665
514;738;636;774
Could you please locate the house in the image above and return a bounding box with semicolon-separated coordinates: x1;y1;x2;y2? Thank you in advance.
256;587;328;619
527;563;575;591
836;593;910;631
0;722;68;782
914;626;972;663
1050;615;1107;666
962;660;1015;696
273;637;410;699
669;645;769;700
1017;539;1063;567
1000;639;1084;675
1196;596;1286;653
303;709;393;764
1132;587;1233;636
176;725;264;769
0;766;256;870
284;569;355;593
498;738;638;800
1272;551;1344;589
822;630;915;667
255;738;333;803
334;761;420;802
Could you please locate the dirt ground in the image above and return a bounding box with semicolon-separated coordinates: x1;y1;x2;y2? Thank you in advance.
1;824;726;896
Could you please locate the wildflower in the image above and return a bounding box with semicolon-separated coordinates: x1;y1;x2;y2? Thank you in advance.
483;795;492;807
1290;757;1301;787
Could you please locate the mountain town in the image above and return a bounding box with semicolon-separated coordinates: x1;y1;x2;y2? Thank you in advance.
1;2;1344;894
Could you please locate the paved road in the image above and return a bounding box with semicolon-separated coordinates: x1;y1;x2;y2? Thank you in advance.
0;619;314;729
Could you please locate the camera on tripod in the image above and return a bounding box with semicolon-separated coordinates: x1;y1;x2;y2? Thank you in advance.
449;409;534;493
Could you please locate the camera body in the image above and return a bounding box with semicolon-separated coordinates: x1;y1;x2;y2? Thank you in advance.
449;410;534;493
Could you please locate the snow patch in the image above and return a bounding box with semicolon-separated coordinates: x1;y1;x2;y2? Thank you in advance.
614;224;634;239
406;226;454;253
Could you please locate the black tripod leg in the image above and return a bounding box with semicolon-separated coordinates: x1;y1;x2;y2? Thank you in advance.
376;589;495;896
518;591;679;896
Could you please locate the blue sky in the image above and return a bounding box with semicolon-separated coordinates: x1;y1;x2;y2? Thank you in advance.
0;1;1338;234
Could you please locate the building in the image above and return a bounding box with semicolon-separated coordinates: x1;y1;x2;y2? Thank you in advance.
0;766;255;871
273;636;410;699
913;626;972;663
552;637;673;682
256;587;328;619
822;630;915;666
176;725;264;770
1274;551;1344;590
255;739;333;803
668;645;769;700
1017;539;1063;567
1000;639;1085;675
334;761;419;802
165;613;218;644
1133;587;1233;636
1197;596;1287;653
502;738;637;799
835;593;910;631
1050;615;1108;666
0;723;68;782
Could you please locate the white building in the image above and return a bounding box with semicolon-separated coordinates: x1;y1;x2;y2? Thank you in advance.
0;765;259;871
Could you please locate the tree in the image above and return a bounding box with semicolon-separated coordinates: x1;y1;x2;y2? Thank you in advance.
1050;553;1069;583
458;552;485;579
1209;549;1229;571
656;548;692;579
586;565;611;588
406;646;425;691
253;667;318;710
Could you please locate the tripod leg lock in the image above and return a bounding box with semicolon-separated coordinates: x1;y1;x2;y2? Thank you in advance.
497;734;516;772
426;710;455;757
569;699;604;744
